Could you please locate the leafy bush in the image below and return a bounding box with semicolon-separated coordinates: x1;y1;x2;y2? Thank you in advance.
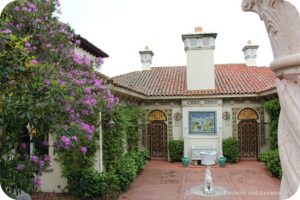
117;155;138;191
259;149;282;178
264;98;280;150
169;140;184;162
223;137;239;163
116;151;148;191
126;151;148;173
65;169;120;200
102;105;146;172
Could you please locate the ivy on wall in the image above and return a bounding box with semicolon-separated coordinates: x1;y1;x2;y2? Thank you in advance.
260;98;282;178
102;105;146;172
264;98;280;150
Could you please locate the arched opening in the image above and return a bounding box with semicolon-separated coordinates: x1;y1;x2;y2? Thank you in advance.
237;108;259;160
147;110;167;159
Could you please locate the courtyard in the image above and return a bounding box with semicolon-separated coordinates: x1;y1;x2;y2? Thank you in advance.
118;160;280;200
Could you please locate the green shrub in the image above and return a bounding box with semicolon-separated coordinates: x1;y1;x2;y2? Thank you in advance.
117;154;138;191
169;140;184;162
98;172;120;198
126;151;148;173
259;149;282;178
65;169;120;199
264;98;280;150
223;137;239;163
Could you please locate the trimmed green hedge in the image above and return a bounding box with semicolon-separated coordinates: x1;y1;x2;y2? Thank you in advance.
259;149;282;178
65;169;120;200
223;137;239;163
65;150;148;199
169;140;184;162
117;151;148;191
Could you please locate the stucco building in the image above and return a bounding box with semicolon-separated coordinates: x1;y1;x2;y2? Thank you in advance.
111;27;276;161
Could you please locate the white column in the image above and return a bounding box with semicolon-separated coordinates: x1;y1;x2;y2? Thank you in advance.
242;1;300;198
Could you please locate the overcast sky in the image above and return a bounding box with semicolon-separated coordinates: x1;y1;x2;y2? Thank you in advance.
23;1;300;77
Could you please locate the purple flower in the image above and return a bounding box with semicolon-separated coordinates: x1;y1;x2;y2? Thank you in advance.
80;146;87;154
71;136;78;141
20;143;26;149
14;6;20;11
79;121;96;134
93;79;103;88
60;135;71;146
16;163;25;172
44;155;51;162
33;177;42;187
35;18;42;23
96;57;104;65
31;155;39;163
1;29;12;33
75;40;81;45
46;43;52;48
66;73;73;79
83;96;97;108
84;88;91;94
86;134;93;141
31;59;38;64
16;24;22;30
27;2;37;12
25;42;31;48
43;79;51;85
39;160;45;168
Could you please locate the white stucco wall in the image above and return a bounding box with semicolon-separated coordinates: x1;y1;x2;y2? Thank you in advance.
40;118;103;192
182;99;223;158
74;48;97;62
186;49;214;90
40;136;67;192
172;107;183;140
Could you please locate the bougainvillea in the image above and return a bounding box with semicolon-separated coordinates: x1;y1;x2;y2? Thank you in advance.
0;0;118;196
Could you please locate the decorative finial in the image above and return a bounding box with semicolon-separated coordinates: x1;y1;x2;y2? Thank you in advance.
247;40;252;45
195;26;203;33
145;46;149;51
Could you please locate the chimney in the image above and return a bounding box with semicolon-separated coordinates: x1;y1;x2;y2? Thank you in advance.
242;40;259;66
182;27;217;90
139;46;154;70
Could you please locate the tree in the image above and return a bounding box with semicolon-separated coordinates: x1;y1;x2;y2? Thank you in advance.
0;0;118;196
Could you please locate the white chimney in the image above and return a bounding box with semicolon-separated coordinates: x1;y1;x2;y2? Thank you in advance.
182;27;217;90
139;46;154;70
242;40;259;66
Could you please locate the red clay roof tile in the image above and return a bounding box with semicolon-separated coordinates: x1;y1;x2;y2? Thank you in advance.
112;64;275;97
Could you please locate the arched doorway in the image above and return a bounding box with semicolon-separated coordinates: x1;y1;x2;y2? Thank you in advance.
238;108;259;160
147;110;167;159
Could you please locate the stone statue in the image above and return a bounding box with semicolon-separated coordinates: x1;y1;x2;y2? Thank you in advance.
242;0;300;199
204;166;214;194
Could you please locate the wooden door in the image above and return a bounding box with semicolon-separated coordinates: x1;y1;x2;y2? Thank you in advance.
148;121;167;159
238;119;258;160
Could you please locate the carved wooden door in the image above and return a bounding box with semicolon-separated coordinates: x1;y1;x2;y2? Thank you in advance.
238;119;258;160
148;121;167;159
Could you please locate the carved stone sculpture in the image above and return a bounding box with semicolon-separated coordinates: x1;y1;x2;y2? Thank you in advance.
242;0;300;199
204;166;214;194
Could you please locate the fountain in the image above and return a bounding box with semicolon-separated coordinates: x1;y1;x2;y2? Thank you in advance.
189;150;227;197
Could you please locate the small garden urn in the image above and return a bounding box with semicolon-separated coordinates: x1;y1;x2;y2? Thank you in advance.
218;156;226;167
182;156;190;167
182;136;190;167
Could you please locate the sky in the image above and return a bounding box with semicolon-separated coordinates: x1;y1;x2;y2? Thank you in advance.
58;0;299;77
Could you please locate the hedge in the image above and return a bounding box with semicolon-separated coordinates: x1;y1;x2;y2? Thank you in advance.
169;140;184;162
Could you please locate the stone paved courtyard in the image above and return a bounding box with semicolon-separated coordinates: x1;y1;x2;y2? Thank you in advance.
118;160;280;200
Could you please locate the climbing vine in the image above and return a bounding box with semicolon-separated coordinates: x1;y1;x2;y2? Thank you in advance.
102;105;146;172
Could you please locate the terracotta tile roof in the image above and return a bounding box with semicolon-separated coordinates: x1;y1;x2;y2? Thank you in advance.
112;64;276;97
